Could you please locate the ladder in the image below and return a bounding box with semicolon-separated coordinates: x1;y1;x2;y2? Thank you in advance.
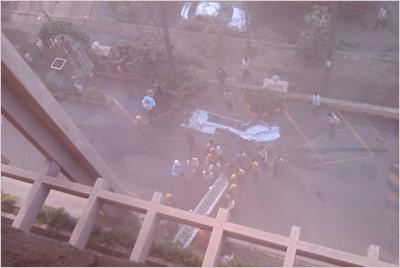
174;175;229;248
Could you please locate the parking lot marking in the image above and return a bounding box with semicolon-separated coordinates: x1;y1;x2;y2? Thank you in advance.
283;109;324;163
284;109;375;165
337;111;375;158
322;154;374;165
113;97;135;123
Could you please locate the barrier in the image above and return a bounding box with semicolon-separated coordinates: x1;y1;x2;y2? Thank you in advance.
1;164;395;267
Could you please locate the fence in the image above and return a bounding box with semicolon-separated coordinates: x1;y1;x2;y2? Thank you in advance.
1;163;394;267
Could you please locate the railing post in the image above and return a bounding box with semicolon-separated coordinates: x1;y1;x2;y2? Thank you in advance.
11;160;59;233
202;208;230;267
283;225;301;267
130;192;164;264
68;178;110;249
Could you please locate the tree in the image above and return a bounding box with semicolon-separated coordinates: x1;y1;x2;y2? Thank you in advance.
297;5;332;64
159;2;177;85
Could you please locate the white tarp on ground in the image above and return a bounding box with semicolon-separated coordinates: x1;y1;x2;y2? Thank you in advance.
181;109;280;142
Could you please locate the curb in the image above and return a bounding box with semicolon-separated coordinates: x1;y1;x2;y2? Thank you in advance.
209;80;399;120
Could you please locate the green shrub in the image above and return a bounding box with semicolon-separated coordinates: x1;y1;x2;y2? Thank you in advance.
130;33;166;77
1;191;20;214
228;257;256;267
88;225;138;249
151;241;203;267
37;205;75;232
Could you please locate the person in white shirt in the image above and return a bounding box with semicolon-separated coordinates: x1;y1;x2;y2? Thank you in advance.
311;92;321;114
171;160;185;181
374;7;387;30
241;56;250;81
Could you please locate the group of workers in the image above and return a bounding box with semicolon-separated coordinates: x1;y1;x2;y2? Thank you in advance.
171;132;287;213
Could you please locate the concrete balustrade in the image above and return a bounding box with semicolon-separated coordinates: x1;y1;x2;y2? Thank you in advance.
1;164;394;267
283;225;301;267
130;192;164;263
68;178;110;249
202;208;230;267
11;161;59;233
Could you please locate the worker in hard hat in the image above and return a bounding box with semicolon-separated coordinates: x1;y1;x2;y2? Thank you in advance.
250;159;260;181
236;167;246;183
229;183;238;200
205;151;215;166
230;173;238;184
205;139;214;154
134;114;147;139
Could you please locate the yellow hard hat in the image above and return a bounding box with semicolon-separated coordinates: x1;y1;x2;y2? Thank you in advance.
230;184;237;190
135;115;142;121
230;174;237;180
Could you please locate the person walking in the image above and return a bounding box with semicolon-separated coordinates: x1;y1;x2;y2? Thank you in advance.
259;147;269;172
205;150;216;166
186;157;199;177
239;152;249;170
374;7;387;30
216;67;227;94
142;95;156;121
250;159;260;181
236;167;246;184
327;112;341;138
273;155;284;178
228;183;238;200
311;92;321;115
223;89;234;111
134;114;148;139
241;56;250;82
230;173;238;184
171;160;185;182
215;145;224;163
205;139;215;154
184;128;197;153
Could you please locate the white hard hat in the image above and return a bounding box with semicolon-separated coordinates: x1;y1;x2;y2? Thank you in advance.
174;160;180;164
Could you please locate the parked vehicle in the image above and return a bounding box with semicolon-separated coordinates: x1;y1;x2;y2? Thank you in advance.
180;2;247;32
